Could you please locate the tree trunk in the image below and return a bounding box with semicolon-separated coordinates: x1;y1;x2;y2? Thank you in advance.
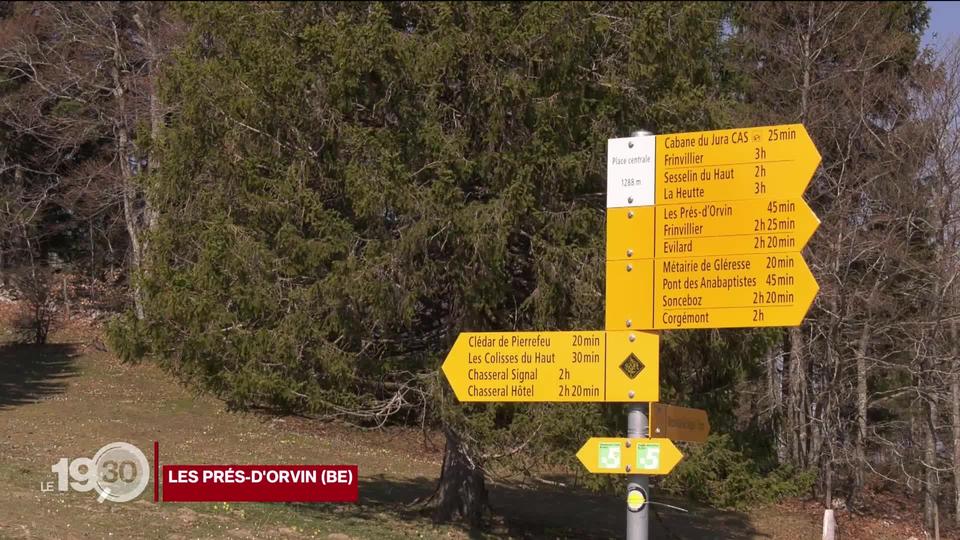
133;8;161;235
779;330;792;464
851;323;871;508
820;351;833;508
112;8;162;321
924;389;939;532
808;340;821;477
432;428;487;526
110;15;146;320
786;327;807;468
62;274;69;319
770;336;787;463
800;1;813;125
823;457;833;510
817;335;839;505
951;322;960;528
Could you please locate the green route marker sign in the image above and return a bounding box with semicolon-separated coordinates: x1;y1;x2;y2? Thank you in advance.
576;437;683;475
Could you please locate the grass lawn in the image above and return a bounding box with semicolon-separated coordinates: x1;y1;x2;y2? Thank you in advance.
0;322;899;539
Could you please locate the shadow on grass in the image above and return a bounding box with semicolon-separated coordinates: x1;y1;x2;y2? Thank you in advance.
287;474;767;539
0;343;79;410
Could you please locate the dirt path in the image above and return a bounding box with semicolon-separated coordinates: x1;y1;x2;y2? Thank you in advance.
0;327;895;539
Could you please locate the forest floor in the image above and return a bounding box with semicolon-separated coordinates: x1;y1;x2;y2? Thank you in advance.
0;314;936;539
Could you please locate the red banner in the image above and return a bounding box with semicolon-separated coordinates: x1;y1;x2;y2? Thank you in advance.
161;465;358;502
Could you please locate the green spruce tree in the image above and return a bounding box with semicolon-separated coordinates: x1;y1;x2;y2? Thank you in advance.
111;1;737;523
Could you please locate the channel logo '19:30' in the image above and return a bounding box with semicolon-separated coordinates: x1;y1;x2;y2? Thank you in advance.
42;442;150;503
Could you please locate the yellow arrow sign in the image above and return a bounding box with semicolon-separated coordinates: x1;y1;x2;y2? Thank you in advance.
650;403;710;443
656;124;820;204
605;252;818;330
576;437;683;475
441;331;659;402
607;198;819;260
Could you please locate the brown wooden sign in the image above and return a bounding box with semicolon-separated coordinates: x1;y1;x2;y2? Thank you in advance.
650;403;710;443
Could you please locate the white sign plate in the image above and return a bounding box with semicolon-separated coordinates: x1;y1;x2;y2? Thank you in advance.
607;135;656;209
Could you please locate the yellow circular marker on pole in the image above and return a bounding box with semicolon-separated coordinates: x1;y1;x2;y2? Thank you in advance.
627;486;647;513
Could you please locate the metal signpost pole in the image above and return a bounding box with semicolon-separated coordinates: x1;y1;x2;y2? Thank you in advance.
626;404;649;540
625;129;653;540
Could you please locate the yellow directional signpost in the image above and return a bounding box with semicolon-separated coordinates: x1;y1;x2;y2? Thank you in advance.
602;124;821;539
655;124;820;204
607;198;819;259
606;124;821;331
576;437;683;475
606;252;819;330
441;331;660;403
650;403;710;443
442;123;822;540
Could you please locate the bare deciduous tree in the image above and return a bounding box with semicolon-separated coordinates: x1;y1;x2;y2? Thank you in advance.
0;2;179;314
